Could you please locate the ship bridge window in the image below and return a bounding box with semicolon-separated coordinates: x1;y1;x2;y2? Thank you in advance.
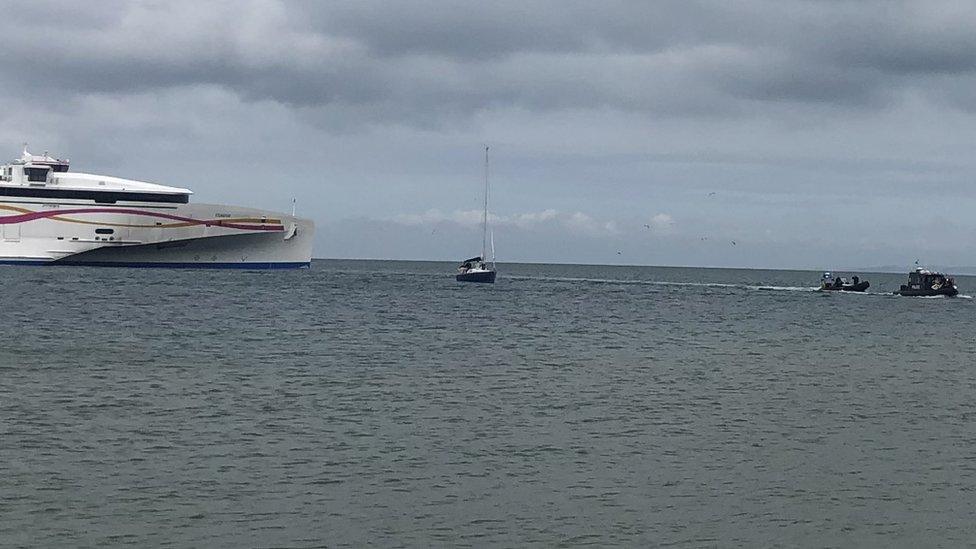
95;228;114;235
0;186;189;203
24;167;50;182
51;164;69;173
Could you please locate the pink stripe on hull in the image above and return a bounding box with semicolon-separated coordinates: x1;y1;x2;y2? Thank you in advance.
0;208;284;231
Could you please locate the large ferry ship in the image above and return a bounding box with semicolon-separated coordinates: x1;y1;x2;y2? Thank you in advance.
0;147;313;268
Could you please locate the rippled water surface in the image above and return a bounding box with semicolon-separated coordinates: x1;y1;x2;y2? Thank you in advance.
4;260;976;547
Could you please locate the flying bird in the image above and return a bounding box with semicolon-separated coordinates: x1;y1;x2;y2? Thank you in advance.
730;240;736;246
707;192;717;197
643;224;651;229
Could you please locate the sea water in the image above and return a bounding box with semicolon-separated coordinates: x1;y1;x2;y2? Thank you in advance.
3;260;976;547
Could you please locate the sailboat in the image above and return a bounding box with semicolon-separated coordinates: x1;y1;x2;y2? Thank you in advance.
456;146;497;283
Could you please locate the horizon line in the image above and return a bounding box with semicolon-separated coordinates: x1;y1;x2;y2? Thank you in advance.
309;257;954;274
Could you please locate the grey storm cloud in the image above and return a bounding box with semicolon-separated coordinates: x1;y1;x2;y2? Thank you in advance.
4;0;976;123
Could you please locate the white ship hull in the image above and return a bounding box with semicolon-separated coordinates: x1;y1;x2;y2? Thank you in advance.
0;200;314;269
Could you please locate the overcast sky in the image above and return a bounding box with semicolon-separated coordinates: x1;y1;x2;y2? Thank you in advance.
3;0;976;268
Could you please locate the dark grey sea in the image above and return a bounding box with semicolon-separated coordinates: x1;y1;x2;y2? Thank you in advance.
3;260;976;547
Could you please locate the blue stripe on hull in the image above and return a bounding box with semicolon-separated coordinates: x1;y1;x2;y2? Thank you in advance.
0;259;310;270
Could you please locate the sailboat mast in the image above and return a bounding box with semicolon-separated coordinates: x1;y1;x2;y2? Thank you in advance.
482;145;489;261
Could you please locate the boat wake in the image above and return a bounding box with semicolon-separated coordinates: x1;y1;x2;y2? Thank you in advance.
906;293;974;299
479;273;976;303
505;275;820;293
504;275;976;299
755;285;821;292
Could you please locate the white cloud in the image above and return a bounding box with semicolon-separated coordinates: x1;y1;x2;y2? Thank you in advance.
650;213;675;232
511;209;559;226
393;208;482;226
392;208;619;237
563;211;618;237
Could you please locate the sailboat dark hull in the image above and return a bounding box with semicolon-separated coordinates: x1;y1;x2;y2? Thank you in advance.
456;270;496;283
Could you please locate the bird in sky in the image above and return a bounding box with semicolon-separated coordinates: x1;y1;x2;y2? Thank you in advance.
707;192;717;197
730;240;736;246
643;224;651;229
